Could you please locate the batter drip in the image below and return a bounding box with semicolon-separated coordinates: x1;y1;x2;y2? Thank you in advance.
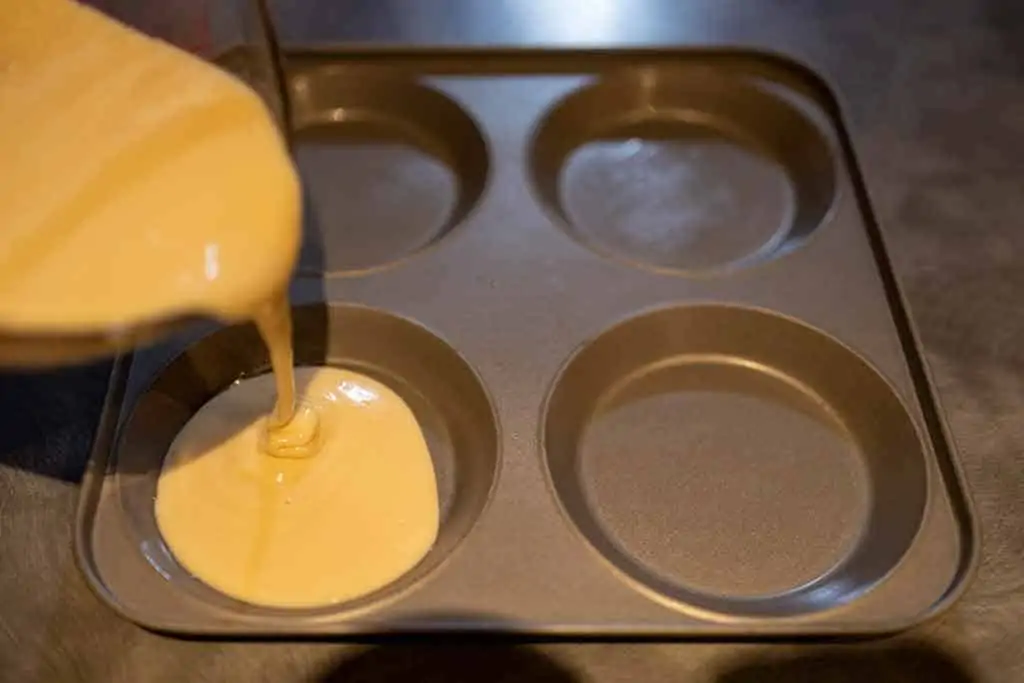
1;0;440;608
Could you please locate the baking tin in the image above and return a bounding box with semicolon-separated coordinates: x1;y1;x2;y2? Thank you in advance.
76;48;977;637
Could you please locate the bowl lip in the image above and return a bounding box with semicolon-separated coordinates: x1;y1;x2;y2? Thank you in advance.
537;301;932;622
0;314;210;369
524;66;842;278
101;301;503;623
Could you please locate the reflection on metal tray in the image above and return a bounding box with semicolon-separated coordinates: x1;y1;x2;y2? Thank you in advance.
75;48;977;638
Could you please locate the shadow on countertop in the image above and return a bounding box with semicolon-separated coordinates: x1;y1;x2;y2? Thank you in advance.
0;361;111;482
715;639;977;683
304;638;974;683
312;644;580;683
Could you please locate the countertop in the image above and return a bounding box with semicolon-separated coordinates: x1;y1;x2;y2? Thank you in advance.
2;0;1023;680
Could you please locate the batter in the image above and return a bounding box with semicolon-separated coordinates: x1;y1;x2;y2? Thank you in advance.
156;367;439;608
3;0;440;607
0;0;299;329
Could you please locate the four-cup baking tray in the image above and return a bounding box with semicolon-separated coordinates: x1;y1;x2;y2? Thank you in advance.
75;48;977;637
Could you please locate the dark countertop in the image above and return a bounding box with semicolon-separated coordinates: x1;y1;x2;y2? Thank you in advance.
2;0;1022;680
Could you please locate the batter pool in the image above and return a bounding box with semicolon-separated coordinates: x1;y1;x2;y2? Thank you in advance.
155;367;440;608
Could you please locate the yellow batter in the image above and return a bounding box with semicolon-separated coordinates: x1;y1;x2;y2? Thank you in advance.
156;367;439;608
0;0;300;329
3;0;440;608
